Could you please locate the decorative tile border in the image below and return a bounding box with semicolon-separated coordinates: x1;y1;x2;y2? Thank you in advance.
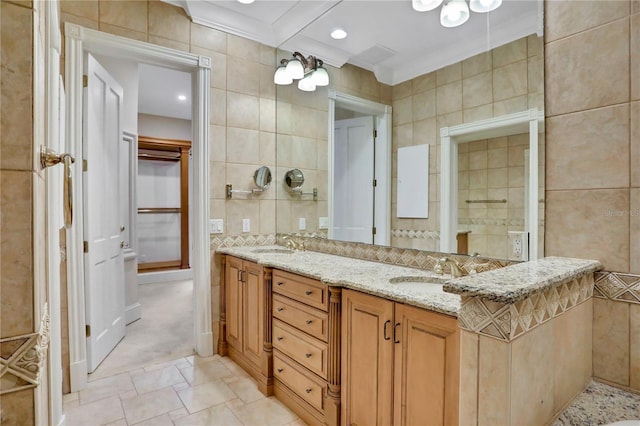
391;229;440;239
210;234;276;250
458;217;526;227
0;304;50;394
593;271;640;305
281;234;514;274
458;274;593;342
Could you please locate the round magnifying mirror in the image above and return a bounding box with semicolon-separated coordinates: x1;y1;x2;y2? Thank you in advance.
253;166;272;190
284;168;305;190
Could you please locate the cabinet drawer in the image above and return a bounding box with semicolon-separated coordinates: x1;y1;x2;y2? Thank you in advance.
274;352;325;413
273;319;327;379
272;270;328;312
273;294;328;342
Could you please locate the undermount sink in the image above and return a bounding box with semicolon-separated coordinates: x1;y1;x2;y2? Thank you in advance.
251;248;294;254
388;276;446;292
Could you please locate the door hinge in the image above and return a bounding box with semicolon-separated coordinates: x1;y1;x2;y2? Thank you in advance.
372;179;377;187
83;241;89;253
82;75;88;88
82;159;87;171
85;324;91;337
373;130;377;138
372;227;377;235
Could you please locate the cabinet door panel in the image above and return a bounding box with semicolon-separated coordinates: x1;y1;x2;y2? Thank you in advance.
342;290;394;426
243;261;264;366
226;257;243;350
393;304;459;426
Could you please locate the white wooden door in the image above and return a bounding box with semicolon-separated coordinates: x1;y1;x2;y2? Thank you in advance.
333;116;375;244
83;54;126;372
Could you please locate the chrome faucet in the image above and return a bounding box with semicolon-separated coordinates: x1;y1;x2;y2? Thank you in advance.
441;257;465;278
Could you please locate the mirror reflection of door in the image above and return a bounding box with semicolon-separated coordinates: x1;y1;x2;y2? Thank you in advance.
333;114;375;244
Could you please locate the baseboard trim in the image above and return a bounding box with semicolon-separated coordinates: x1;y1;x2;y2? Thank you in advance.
69;359;87;392
125;302;142;325
137;269;193;284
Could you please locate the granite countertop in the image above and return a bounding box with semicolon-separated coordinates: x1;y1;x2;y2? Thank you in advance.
217;245;461;317
552;381;640;425
443;256;602;304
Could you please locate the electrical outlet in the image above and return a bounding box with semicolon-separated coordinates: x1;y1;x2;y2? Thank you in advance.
508;231;529;261
242;218;250;233
319;217;329;229
299;218;306;230
209;219;223;234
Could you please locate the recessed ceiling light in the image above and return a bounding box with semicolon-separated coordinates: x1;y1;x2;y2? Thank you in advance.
331;29;347;40
237;0;255;4
177;95;187;101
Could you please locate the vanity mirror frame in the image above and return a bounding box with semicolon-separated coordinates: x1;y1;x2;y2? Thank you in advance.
440;108;544;259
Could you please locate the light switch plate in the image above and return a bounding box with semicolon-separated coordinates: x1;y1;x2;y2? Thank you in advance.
242;218;250;233
299;218;306;230
209;219;223;234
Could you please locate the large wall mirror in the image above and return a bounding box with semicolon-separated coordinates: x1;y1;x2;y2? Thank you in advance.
275;1;544;261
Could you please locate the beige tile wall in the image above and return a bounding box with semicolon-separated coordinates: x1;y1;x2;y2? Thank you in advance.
1;0;49;423
544;0;639;391
457;134;528;258
390;35;544;252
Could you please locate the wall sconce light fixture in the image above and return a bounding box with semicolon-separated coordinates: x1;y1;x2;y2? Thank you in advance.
274;52;329;92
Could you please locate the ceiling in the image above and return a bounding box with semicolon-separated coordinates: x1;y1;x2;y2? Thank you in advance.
138;63;192;120
168;0;542;85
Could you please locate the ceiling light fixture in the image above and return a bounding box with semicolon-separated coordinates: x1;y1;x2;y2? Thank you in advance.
237;0;255;4
330;29;347;40
412;0;501;28
273;52;329;92
177;94;187;101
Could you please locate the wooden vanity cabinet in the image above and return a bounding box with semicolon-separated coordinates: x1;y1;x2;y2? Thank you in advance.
342;289;460;426
271;270;342;426
219;255;273;395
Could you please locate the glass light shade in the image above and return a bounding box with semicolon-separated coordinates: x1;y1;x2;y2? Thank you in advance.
469;0;501;12
274;66;293;85
412;0;443;12
297;75;316;92
285;59;304;80
311;67;329;86
440;0;470;27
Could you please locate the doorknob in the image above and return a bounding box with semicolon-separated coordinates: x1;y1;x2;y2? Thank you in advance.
40;146;76;228
120;226;125;232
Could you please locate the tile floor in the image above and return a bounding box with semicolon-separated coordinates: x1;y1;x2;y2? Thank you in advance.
63;355;305;426
90;280;194;380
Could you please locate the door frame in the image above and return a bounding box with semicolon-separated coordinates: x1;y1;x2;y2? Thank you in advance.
64;23;212;391
439;108;544;259
327;90;392;246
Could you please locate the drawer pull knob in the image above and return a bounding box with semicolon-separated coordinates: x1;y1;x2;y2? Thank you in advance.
277;336;283;341
305;319;313;324
305;388;312;394
277;281;284;286
305;352;312;358
305;290;313;295
277;368;283;373
277;307;284;312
